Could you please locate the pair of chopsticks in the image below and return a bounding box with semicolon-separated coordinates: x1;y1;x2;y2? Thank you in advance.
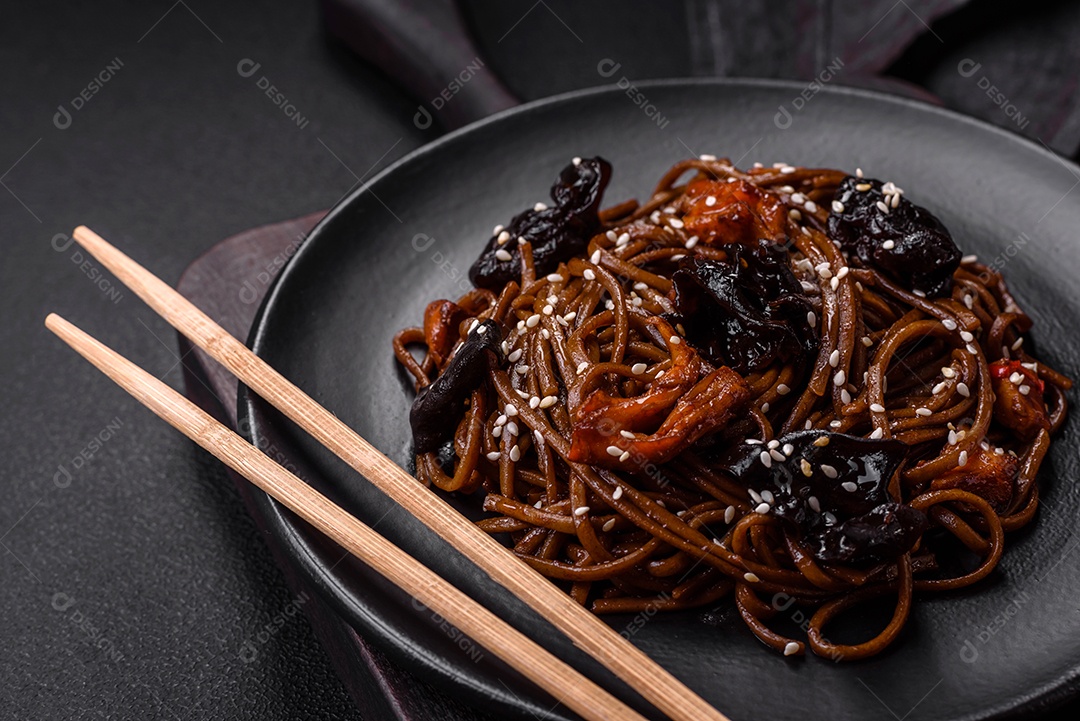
47;226;731;721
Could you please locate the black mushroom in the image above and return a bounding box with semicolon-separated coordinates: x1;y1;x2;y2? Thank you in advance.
410;320;503;454
668;241;818;375
469;157;612;290
827;176;961;298
716;430;927;564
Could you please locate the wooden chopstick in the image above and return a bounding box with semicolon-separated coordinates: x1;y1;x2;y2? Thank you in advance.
70;225;730;721
45;312;649;721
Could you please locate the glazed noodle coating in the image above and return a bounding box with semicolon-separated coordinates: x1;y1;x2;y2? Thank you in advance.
393;157;1071;660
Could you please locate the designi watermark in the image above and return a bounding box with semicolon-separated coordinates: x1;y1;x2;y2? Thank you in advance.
237;59;310;130
413;57;486;129
957;59;1030;131
597;60;670;130
53;57;124;130
775;57;845;129
53;415;125;488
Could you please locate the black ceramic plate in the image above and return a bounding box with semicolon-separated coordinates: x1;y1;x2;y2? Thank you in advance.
240;80;1080;721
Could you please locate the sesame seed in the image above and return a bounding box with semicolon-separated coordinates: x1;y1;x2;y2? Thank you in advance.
572;157;581;166
813;436;830;448
761;490;775;504
617;232;631;246
842;481;858;492
1009;371;1023;384
916;407;932;417
964;294;974;309
619;430;634;439
862;336;874;347
528;396;540;409
961;254;977;264
749;488;763;504
781;166;796;174
515;365;529;375
932;381;947;394
832;200;845;213
792;193;806;204
958;450;968;467
606;446;622;457
509;445;521;462
807;311;817;326
833;370;846;386
486;451;501;461
770;449;786;462
784;642;800;657
882;239;895;250
830;276;839;291
619;451;631;462
960;330;974;343
840;389;852;405
576;361;589;374
539;396;557;409
777;383;791;395
767;439;780;449
870;427;884;439
573;506;590;517
821;464;838;479
800;459;813;476
724;505;736;524
685;236;699;249
590;249;601;264
808;496;821;512
856;183;872;192
805;200;818;213
602;518;616;532
546;273;564;283
1019;384;1031;395
755;502;771;514
508;349;523;363
534;202;548;211
805;419;814;429
942;318;958;331
855;168;864;178
890;193;900;208
1012;337;1025;351
526;314;540;328
836;267;849;280
789;209;802;221
631;362;647;375
492;426;503;438
829;350;840;367
669;335;682;345
541;329;550;339
583;269;596;280
613;486;624;501
493;224;504;235
668;218;685;229
705;196;717;207
495;248;513;262
744;572;761;583
760;451;773;468
870;403;886;413
941;366;956;378
761;402;770;413
699;154;717;161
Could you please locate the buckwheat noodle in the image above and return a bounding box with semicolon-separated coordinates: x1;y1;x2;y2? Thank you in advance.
392;158;1071;660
